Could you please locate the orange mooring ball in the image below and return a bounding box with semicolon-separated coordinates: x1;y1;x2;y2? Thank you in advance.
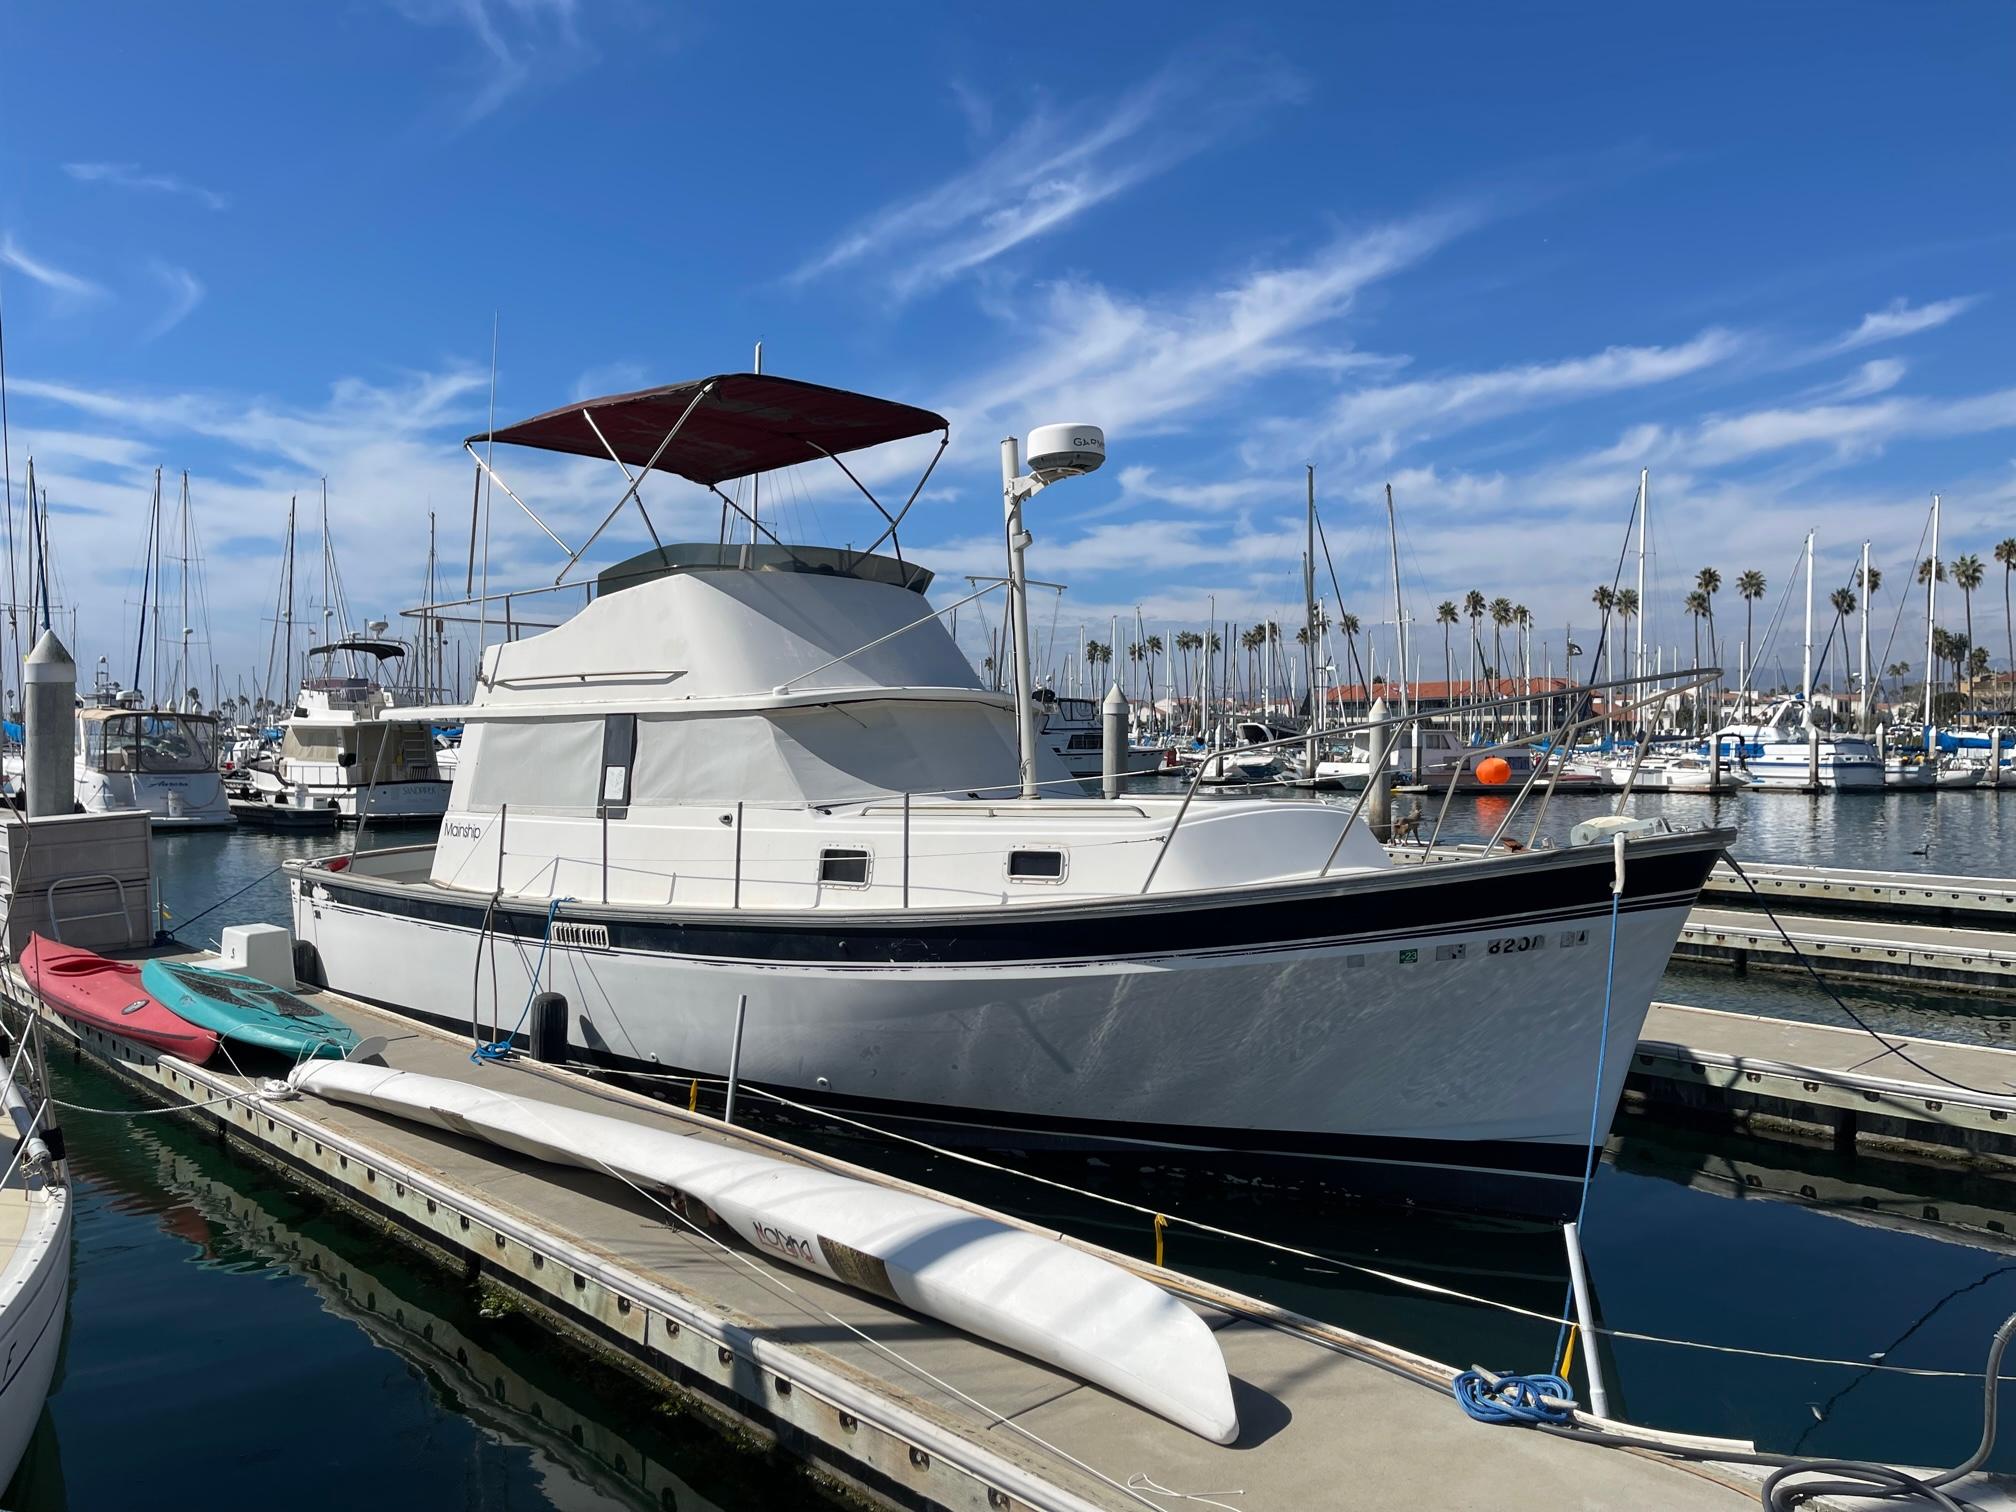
1475;756;1513;786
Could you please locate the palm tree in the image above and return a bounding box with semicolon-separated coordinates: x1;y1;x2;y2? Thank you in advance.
1695;567;1722;690
1463;590;1486;715
1436;601;1459;709
1614;588;1639;682
1513;604;1533;702
1954;553;1985;704
1144;633;1164;706
1336;614;1362;711
1736;570;1766;688
1684;589;1711;725
1829;586;1857;702
1996;538;2016;691
1918;556;1945;587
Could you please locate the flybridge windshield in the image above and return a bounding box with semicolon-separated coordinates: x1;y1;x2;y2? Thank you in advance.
83;713;215;773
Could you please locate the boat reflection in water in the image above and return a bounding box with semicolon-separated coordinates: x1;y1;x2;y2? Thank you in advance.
25;1087;744;1512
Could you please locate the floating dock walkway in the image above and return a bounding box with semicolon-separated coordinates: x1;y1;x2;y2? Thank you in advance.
1;947;1781;1512
1633;1002;2016;1177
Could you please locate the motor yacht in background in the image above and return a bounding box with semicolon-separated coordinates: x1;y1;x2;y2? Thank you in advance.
288;371;1730;1217
1712;532;1882;792
244;636;449;823
1037;691;1103;780
73;691;235;828
1712;698;1882;791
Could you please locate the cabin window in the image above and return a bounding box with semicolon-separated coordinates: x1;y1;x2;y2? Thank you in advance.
1007;848;1066;882
818;848;871;887
600;713;637;811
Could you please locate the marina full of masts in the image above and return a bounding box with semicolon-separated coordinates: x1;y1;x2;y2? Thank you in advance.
3;433;2015;814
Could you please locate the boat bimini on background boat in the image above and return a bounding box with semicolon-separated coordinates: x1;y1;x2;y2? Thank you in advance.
288;371;1730;1218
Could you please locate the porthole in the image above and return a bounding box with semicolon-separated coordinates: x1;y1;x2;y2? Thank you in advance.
818;848;871;887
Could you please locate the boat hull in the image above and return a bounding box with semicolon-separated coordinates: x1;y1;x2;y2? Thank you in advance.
0;1187;68;1490
292;832;1726;1218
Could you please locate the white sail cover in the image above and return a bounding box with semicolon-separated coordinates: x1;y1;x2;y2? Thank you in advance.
289;1060;1240;1443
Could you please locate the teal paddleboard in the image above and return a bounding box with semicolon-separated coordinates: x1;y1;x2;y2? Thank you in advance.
140;960;359;1061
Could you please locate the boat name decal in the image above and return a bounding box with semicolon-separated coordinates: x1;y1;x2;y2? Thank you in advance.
750;1220;817;1263
443;820;485;840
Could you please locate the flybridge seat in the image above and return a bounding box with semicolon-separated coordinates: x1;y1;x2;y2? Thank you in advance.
595;543;935;600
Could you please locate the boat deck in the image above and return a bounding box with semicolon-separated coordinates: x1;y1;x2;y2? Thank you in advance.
4;947;1778;1512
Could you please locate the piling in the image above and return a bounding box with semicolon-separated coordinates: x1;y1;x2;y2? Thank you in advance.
1366;696;1392;840
23;631;76;820
1101;682;1127;799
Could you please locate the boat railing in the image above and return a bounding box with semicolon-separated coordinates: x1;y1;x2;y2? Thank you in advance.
1141;665;1722;891
416;667;1719;913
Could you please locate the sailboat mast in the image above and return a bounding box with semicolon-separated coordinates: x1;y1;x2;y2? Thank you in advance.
150;465;162;700
1801;530;1815;725
1304;465;1318;772
1858;540;1872;733
1384;483;1407;718
179;470;192;710
750;340;762;546
1636;469;1648;686
284;497;296;697
1924;493;1940;753
134;469;159;692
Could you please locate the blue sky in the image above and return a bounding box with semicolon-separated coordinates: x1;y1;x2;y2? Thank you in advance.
2;3;2013;704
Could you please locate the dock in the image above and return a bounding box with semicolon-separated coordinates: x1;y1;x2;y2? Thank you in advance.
1632;1001;2016;1180
1;947;1782;1512
1700;859;2016;926
1675;906;2016;993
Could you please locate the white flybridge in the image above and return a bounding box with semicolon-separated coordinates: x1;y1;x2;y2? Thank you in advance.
287;371;1730;1217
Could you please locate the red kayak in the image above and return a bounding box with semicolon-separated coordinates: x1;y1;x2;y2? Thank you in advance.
18;935;221;1064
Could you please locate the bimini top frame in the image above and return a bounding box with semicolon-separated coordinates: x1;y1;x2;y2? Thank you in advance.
462;372;952;591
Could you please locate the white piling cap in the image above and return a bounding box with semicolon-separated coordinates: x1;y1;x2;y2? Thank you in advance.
1103;681;1128;711
24;630;75;681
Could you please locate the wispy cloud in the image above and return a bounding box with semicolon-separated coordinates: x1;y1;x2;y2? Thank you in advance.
949;207;1477;441
1289;328;1743;464
387;0;590;126
1832;295;1979;352
143;262;205;341
0;234;107;303
793;58;1305;298
63;162;228;211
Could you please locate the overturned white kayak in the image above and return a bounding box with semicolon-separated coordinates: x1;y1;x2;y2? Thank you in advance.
289;1060;1239;1443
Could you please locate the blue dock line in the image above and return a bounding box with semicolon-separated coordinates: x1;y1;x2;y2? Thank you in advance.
472;895;571;1063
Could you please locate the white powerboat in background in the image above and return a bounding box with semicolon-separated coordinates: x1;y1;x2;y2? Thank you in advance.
1712;699;1882;791
1037;691;1103;781
245;637;449;824
288;370;1731;1218
73;691;234;829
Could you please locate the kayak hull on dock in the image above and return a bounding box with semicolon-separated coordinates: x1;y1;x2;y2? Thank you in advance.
140;959;359;1060
18;936;221;1064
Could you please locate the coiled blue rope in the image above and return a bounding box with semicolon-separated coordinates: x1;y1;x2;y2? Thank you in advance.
471;895;571;1062
1452;1370;1575;1425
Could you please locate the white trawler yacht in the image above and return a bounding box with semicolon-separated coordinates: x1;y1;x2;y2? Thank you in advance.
287;372;1730;1216
73;688;234;828
246;636;449;823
